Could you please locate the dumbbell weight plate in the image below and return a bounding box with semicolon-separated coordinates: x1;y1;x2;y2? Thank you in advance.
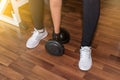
60;28;70;44
55;28;70;44
45;40;64;56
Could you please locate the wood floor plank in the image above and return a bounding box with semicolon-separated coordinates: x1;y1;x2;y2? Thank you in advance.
0;64;24;80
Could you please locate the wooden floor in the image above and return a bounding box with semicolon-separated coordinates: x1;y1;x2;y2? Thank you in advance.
0;0;120;80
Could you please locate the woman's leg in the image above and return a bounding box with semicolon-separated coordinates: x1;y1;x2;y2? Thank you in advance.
29;0;44;29
81;0;100;46
50;0;62;34
26;0;48;48
79;0;100;71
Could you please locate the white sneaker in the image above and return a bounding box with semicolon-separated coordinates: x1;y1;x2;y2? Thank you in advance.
78;46;92;71
26;28;48;48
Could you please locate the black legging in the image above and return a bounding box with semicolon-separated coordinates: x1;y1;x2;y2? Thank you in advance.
81;0;100;46
29;0;100;46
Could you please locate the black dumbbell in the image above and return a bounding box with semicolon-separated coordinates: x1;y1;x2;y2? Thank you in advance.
45;28;70;56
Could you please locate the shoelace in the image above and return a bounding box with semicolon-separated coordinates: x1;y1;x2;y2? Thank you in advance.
80;47;91;59
31;29;40;40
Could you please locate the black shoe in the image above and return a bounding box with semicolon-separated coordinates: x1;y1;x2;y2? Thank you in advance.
52;28;70;44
